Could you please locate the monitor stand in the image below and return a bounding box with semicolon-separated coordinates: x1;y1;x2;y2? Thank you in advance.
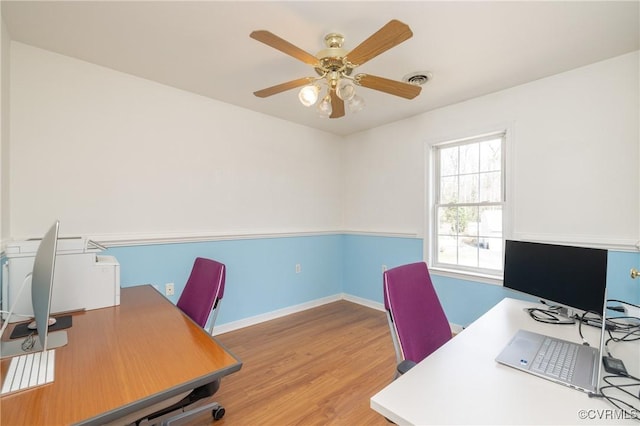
0;330;68;359
526;302;576;324
553;306;572;318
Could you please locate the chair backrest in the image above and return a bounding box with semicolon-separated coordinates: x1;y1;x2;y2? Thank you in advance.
383;262;452;364
177;257;226;330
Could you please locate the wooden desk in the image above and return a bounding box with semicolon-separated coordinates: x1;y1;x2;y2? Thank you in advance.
371;298;640;425
1;285;242;425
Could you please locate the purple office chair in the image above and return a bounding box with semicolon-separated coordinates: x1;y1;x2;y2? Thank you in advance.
136;257;227;425
177;257;226;335
383;262;452;377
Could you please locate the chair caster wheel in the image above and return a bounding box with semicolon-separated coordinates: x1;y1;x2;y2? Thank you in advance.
212;406;225;421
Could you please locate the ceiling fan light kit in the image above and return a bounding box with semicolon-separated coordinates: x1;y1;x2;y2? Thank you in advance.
250;19;424;119
317;94;333;118
336;79;356;101
298;84;320;106
347;94;366;113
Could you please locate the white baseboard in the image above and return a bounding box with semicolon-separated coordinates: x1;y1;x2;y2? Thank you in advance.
213;293;465;338
342;293;385;312
213;294;342;335
344;294;465;335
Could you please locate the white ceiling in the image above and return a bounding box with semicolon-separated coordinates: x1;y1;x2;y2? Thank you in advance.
2;1;639;136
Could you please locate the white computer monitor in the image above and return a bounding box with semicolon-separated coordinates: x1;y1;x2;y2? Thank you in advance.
0;221;68;358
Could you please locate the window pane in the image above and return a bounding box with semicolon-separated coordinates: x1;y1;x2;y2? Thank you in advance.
479;171;501;202
459;174;478;203
480;138;501;172
440;146;458;176
457;242;478;268
440;176;458;203
459;143;479;174
478;237;503;270
479;207;502;239
458;206;478;238
437;206;457;236
433;133;505;274
437;235;458;265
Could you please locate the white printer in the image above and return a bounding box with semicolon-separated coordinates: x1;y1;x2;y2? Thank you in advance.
2;237;120;322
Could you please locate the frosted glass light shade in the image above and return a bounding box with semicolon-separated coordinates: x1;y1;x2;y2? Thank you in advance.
317;95;332;117
347;94;365;113
336;79;356;101
298;85;319;106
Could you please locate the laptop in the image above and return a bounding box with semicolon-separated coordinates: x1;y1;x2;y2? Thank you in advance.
495;306;607;394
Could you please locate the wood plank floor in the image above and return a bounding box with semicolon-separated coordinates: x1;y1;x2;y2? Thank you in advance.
184;300;396;425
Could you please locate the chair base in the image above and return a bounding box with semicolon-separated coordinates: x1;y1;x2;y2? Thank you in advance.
134;380;222;426
160;402;225;426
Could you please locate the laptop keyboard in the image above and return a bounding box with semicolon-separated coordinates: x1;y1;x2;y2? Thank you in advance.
531;338;578;381
1;350;55;395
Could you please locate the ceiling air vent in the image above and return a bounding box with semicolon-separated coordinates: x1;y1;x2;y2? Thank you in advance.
402;71;432;86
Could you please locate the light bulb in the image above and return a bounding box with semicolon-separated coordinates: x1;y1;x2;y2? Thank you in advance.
317;95;333;117
298;85;319;107
336;79;356;101
347;94;365;113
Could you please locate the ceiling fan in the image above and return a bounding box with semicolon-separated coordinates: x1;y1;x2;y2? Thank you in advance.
250;20;422;119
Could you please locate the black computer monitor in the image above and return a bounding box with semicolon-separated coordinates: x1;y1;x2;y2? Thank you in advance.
503;240;608;315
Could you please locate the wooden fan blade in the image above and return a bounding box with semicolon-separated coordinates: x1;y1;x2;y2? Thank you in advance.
330;90;345;119
346;20;413;66
254;77;315;98
356;74;421;99
250;30;319;66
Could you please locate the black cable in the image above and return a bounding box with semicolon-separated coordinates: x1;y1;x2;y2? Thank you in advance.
525;308;575;325
595;374;640;421
21;333;35;351
602;319;640;358
608;299;640;311
607;316;640;330
578;299;640;419
606;299;640;332
577;310;604;345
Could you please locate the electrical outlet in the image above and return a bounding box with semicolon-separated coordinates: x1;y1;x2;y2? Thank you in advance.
165;283;175;296
295;264;301;274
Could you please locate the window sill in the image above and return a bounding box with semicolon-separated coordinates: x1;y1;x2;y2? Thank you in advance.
429;266;503;286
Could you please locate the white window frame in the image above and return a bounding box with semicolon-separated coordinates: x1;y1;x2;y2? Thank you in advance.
425;128;511;285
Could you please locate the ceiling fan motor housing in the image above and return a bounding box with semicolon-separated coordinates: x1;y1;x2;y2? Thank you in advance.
314;33;353;77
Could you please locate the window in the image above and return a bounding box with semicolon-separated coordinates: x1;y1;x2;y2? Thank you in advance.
432;132;505;275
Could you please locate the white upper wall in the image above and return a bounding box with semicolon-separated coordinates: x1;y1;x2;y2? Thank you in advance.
9;42;344;240
7;41;640;248
344;51;639;249
1;15;9;245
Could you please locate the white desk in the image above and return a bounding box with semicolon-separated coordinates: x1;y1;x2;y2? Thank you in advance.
371;298;639;425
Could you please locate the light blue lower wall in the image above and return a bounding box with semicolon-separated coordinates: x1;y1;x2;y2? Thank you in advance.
606;250;640;306
4;234;635;329
104;235;344;325
343;235;640;327
342;234;518;326
343;235;424;303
